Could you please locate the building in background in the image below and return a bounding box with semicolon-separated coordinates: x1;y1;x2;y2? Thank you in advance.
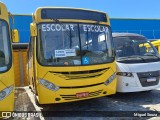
111;18;160;39
10;15;160;87
10;15;32;43
10;15;160;43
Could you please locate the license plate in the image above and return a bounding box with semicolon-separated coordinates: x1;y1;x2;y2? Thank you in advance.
147;78;156;82
76;92;89;98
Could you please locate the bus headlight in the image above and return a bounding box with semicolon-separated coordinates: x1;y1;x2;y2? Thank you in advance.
39;79;59;91
104;73;116;85
0;85;14;101
117;72;133;77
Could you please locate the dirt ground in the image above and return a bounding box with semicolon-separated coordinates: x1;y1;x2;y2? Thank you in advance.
10;87;160;120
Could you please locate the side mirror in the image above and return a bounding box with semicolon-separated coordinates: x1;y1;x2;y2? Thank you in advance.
12;29;19;43
30;23;37;37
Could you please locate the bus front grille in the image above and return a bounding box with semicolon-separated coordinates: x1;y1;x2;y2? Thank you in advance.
60;90;102;100
49;68;109;80
137;71;160;87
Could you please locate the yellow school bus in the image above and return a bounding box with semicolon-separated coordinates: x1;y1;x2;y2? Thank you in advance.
142;39;160;54
150;40;160;53
28;7;117;104
0;2;19;112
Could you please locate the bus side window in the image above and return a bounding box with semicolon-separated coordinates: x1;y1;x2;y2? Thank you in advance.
0;50;5;65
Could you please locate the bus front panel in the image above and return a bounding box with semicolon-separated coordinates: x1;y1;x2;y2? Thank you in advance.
36;63;116;104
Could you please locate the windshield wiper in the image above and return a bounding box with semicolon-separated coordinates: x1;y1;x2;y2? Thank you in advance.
143;53;160;59
117;55;146;62
128;55;146;62
127;55;144;58
117;57;129;61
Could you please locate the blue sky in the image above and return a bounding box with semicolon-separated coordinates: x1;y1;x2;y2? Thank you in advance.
1;0;160;18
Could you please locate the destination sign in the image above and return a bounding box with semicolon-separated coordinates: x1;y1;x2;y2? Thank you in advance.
42;24;74;31
41;9;107;22
42;24;108;33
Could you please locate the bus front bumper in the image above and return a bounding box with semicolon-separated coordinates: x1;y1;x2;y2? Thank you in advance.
36;78;117;104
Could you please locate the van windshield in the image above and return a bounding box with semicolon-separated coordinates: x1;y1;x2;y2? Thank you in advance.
113;36;158;60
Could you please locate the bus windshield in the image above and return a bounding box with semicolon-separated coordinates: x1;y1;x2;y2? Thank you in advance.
37;23;114;66
113;36;158;59
0;20;11;71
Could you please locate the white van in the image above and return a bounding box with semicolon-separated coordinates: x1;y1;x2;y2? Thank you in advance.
112;33;160;92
